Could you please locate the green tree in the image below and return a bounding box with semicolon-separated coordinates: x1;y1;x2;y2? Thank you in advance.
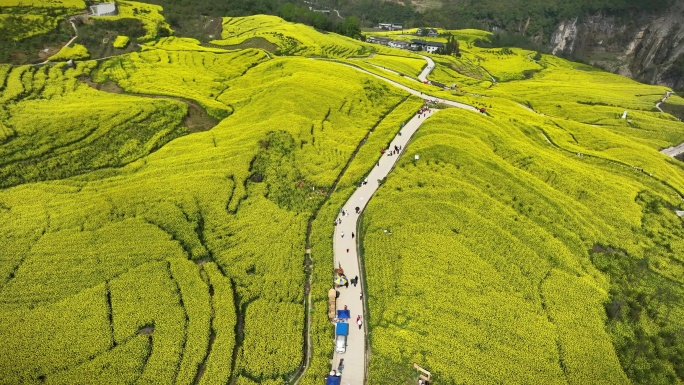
444;34;460;57
337;16;361;38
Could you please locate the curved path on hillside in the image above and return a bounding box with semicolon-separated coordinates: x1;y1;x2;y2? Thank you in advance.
336;60;480;113
310;55;480;383
418;55;435;82
656;91;684;157
330;106;438;383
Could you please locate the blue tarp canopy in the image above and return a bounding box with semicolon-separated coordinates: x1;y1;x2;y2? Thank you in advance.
335;322;349;336
326;375;341;385
337;309;350;319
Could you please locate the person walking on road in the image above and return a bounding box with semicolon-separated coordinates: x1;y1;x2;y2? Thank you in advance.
341;231;344;238
346;248;349;253
353;276;358;287
351;232;355;239
359;291;363;300
357;316;362;330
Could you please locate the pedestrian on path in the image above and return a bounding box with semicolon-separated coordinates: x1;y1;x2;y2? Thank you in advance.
360;292;363;300
353;276;358;287
341;231;344;238
355;206;360;213
357;316;362;329
346;248;349;253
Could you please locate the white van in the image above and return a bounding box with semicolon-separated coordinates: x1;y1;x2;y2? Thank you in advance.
335;322;349;353
335;334;347;353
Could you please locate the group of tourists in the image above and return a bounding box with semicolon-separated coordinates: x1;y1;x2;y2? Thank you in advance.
417;105;430;118
381;144;403;158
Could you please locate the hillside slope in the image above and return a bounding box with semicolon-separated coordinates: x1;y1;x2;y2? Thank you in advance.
1;9;684;385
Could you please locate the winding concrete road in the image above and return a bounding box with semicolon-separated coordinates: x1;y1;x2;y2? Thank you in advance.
331;107;438;384
338;61;480;113
323;54;481;383
653;91;684;158
418;55;435;82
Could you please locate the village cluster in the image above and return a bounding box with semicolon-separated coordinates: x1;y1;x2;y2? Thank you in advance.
367;26;445;53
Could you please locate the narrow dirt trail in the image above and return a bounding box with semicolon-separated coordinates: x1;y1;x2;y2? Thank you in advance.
655;90;673;112
656;91;684;158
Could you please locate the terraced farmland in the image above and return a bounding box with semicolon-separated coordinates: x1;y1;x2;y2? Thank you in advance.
0;43;409;384
360;66;684;384
212;14;411;59
359;54;427;77
1;9;684;385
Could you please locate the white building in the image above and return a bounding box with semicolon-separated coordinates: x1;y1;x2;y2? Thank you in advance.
424;42;444;53
89;2;118;16
378;23;403;31
389;40;410;49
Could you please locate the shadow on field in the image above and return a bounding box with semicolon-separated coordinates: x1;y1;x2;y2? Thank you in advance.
661;101;684;122
209;37;278;54
78;76;220;132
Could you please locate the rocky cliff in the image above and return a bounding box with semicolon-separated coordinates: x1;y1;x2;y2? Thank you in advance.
549;1;684;90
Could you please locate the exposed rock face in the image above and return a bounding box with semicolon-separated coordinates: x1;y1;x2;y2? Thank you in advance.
549;1;684;90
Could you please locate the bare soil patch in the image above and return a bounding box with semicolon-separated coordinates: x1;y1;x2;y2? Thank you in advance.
138;325;155;335
214;37;278;54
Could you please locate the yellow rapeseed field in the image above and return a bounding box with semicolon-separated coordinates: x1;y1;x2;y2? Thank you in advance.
1;14;683;385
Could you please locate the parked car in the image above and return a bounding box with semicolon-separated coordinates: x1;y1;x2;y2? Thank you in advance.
335;322;349;353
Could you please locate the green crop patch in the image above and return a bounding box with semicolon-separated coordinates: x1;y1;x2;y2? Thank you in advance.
112;35;129;48
49;43;89;61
